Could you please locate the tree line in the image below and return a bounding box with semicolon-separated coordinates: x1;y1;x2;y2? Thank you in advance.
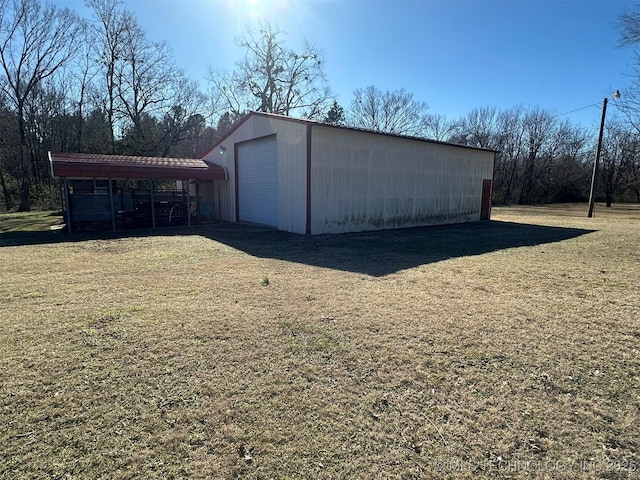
1;0;639;211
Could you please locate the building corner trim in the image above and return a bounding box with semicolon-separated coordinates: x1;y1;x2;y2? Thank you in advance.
305;124;312;235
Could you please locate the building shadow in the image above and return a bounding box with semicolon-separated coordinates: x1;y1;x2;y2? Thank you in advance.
200;220;593;276
0;220;595;277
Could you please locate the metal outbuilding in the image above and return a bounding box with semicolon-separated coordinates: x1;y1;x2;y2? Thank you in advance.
50;112;495;235
203;111;496;235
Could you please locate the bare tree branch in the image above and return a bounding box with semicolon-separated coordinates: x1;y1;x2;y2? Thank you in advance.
208;23;332;119
0;0;82;210
347;85;429;136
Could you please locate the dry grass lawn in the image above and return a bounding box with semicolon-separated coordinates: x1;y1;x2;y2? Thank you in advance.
1;204;639;479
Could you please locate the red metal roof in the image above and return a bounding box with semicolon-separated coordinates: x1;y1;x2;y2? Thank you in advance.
49;152;227;180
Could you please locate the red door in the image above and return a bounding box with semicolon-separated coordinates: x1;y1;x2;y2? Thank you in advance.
480;179;492;220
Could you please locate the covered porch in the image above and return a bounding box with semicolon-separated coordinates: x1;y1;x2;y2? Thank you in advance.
49;153;227;233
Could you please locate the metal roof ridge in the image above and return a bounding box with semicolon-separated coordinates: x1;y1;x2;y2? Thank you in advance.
201;111;498;156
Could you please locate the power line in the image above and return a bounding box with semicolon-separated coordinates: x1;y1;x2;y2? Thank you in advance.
554;93;621;119
552;103;600;118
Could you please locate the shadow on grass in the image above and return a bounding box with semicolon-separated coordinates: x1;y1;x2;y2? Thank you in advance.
0;212;64;246
0;220;595;276
203;221;595;276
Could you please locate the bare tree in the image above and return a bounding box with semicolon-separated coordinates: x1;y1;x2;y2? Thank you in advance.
0;91;19;210
452;107;499;148
518;108;556;204
209;23;332;119
450;105;593;205
423;113;460;142
492;107;526;204
156;75;209;157
348;86;429;136
547;120;590;202
618;7;640;45
598;120;640;206
616;7;640;136
0;0;82;210
87;0;136;150
88;0;183;153
69;24;98;152
116;21;178;145
209;69;243;118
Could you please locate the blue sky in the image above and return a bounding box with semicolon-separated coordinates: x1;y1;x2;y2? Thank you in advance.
59;0;637;128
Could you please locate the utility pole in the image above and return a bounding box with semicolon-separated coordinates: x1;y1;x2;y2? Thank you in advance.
588;90;620;218
587;97;608;218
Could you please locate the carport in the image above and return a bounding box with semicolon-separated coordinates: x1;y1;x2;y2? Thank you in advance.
49;152;227;233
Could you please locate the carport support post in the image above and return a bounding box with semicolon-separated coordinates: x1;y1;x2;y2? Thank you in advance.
150;179;156;229
108;178;116;231
186;179;191;227
63;178;72;234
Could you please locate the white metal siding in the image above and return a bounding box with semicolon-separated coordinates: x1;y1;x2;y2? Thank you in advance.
237;135;278;227
202;113;494;235
310;126;495;234
202;115;308;234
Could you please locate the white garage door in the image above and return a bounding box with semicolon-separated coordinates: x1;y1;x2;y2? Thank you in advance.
237;135;278;227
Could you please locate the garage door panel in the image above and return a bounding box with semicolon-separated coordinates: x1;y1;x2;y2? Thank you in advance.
237;136;278;227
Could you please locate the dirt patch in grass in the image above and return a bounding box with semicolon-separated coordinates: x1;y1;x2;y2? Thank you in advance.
1;204;639;478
